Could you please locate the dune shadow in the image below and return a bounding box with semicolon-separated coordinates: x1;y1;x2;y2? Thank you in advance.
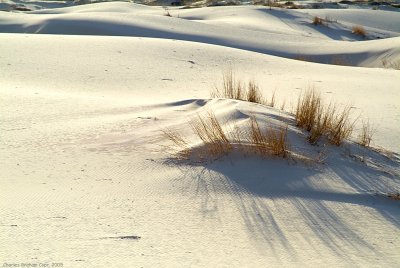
0;14;366;67
256;8;358;41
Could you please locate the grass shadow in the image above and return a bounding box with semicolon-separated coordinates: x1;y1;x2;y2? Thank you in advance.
163;144;400;261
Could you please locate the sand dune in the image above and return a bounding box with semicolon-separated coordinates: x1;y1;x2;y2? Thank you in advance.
1;2;399;267
1;3;400;67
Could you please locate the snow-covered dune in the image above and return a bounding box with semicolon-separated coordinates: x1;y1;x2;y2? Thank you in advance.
1;2;399;267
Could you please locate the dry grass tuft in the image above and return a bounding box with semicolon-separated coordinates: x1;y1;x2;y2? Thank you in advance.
388;192;400;201
212;69;250;102
295;88;354;146
161;128;192;159
222;69;244;100
163;112;290;161
266;124;290;157
190;112;232;157
327;105;353;145
246;80;263;104
295;88;321;132
245;116;289;158
269;90;276;107
248;115;269;155
280;99;286;111
358;120;374;147
352;25;366;37
308;103;335;144
227;120;245;151
312;16;323;25
212;69;284;107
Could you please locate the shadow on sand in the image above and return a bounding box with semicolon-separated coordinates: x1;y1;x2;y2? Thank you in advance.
164;144;400;262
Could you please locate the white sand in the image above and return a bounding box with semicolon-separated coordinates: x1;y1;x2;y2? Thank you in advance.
1;3;399;267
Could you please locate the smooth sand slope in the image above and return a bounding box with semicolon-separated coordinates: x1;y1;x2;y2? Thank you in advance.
1;3;400;67
1;3;399;267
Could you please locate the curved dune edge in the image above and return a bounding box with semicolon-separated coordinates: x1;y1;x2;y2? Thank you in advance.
0;3;400;67
1;2;399;267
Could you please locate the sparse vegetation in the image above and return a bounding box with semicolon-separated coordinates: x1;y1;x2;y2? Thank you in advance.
312;15;338;26
246;80;263;104
211;72;356;148
352;25;366;37
308;103;335;144
162;127;192;159
280;99;286;111
388;192;400;201
312;16;323;25
295;89;321;132
327;105;353;145
269;90;276;107
163;112;290;161
190;112;233;157
212;70;274;106
295;88;354;146
248;115;289;157
358;120;374;147
211;69;245;100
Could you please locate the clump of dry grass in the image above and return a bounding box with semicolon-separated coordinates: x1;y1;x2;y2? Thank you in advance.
248;115;269;155
312;16;323;25
161;128;192;159
248;116;289;157
358;120;374;147
295;88;321;132
280;99;286;111
212;70;277;107
308;103;335;144
161;112;232;160
211;69;250;102
269;125;289;157
352;25;366;37
327;105;353;145
269;90;276;107
295;88;354;146
246;80;263;104
211;69;245;100
190;112;233;157
388;192;400;201
163;112;290;161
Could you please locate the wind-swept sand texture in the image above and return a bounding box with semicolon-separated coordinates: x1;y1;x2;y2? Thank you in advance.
1;3;399;267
